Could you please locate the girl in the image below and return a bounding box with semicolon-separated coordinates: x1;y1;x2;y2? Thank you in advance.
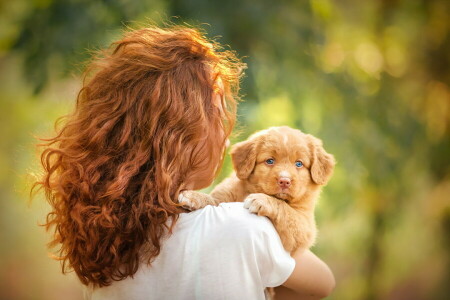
35;25;334;299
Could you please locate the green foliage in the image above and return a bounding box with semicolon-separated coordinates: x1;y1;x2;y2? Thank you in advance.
1;0;449;299
9;0;163;93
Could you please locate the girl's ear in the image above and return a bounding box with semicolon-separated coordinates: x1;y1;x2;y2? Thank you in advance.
230;139;257;180
309;136;336;185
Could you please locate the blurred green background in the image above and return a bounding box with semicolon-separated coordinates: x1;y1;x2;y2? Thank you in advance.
1;0;449;299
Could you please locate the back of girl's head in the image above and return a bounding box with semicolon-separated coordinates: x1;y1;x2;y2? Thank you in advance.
34;25;246;287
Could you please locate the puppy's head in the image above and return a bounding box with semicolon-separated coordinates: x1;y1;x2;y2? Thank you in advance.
231;126;335;202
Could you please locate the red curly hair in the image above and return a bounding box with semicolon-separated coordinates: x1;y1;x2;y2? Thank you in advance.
33;25;245;287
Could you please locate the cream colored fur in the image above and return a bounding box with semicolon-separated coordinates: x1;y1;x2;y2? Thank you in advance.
179;126;335;253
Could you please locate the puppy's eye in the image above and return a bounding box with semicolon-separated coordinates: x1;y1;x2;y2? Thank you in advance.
266;158;275;165
295;161;303;168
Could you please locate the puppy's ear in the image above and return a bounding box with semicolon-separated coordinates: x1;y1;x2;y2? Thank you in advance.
309;136;335;185
230;139;257;180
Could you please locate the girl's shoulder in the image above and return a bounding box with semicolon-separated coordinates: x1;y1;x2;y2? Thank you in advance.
177;201;279;242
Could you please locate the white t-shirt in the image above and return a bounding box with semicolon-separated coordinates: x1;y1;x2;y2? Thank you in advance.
87;202;295;300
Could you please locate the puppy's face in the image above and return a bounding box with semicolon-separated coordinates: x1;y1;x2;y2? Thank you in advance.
231;126;335;203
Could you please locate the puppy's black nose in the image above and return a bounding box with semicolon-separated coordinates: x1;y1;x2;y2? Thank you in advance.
278;177;291;188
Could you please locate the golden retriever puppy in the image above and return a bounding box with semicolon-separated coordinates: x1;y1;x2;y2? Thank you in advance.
179;126;335;253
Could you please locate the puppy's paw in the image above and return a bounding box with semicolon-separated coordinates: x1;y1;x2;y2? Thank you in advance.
244;193;276;217
178;190;212;211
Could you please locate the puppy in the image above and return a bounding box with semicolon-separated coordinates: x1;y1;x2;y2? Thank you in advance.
179;126;335;253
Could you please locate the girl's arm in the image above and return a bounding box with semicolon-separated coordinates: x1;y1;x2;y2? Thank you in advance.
278;249;335;299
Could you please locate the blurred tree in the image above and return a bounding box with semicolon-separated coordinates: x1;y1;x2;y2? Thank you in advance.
11;0;157;93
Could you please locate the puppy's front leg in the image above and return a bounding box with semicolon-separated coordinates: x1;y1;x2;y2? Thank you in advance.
178;190;217;211
179;173;249;211
210;173;248;203
244;193;316;253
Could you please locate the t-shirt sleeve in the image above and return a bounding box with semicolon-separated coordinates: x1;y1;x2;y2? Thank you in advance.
253;216;296;287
